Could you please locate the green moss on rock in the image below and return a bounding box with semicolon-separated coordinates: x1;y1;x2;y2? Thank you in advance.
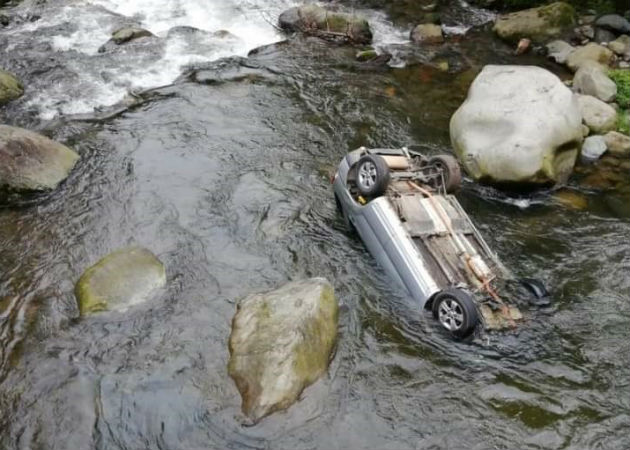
493;2;576;43
278;5;372;44
75;247;166;315
228;278;338;423
0;69;24;105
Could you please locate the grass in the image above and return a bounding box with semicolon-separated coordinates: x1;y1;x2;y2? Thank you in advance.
609;69;630;110
617;110;630;136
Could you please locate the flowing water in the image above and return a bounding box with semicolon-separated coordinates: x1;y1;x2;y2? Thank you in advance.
1;0;629;449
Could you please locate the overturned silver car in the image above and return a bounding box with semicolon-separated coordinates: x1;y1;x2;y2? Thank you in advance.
333;147;549;338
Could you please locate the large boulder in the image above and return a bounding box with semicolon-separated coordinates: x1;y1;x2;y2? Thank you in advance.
573;61;617;102
410;24;444;44
450;65;583;187
0;125;79;193
228;278;338;423
576;94;617;134
278;5;372;44
566;43;614;72
0;69;24;105
493;2;576;43
595;14;630;35
75;247;166;315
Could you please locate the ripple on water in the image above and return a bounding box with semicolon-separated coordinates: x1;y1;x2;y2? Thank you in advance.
1;1;630;449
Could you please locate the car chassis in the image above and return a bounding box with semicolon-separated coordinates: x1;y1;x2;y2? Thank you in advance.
333;147;549;338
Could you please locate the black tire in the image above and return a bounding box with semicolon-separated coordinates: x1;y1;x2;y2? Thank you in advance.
355;155;390;198
519;278;551;307
431;288;478;338
428;154;462;193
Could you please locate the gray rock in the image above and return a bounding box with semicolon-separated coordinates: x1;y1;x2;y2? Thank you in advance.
581;135;607;162
576;94;618;133
594;27;617;43
595;14;630;34
575;24;595;40
75;247;166;315
608;34;630;56
0;125;79;192
278;5;372;45
566;43;614;72
228;278;338;423
546;40;574;64
410;23;444;44
98;26;155;53
450;65;583;187
573;61;617;102
493;2;576;43
0;69;24;105
604;131;630;157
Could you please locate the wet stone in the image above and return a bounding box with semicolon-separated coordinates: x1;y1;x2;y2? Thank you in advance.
228;278;338;423
0;125;79;193
75;247;166;315
0;69;24;105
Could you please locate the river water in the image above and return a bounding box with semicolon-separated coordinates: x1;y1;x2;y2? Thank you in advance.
1;0;629;449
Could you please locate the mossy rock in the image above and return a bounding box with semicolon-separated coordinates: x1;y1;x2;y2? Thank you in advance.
493;2;576;43
75;247;166;315
228;278;338;423
278;5;372;44
112;26;154;44
0;125;79;193
0;69;24;105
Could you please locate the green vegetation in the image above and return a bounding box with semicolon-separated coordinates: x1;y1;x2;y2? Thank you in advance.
609;69;630;109
608;70;629;135
617;111;630;135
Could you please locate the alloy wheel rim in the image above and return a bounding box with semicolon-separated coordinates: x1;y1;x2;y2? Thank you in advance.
358;161;377;189
438;298;464;331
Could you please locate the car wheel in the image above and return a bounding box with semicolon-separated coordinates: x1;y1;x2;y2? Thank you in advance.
355;155;390;198
432;288;478;338
428;154;462;193
519;278;551;306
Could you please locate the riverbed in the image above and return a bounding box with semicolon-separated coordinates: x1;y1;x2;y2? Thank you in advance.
1;0;629;448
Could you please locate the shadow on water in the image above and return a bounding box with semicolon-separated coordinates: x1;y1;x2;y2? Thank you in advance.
1;3;629;450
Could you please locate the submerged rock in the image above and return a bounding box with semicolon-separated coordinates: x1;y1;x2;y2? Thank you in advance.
566;43;613;72
0;69;24;105
576;94;617;134
0;125;79;193
410;23;443;44
573;61;617;102
450;65;583;187
493;2;576;43
228;278;338;423
278;5;372;45
75;247;166;315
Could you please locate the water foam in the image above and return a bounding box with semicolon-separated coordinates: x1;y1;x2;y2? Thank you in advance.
6;0;406;119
